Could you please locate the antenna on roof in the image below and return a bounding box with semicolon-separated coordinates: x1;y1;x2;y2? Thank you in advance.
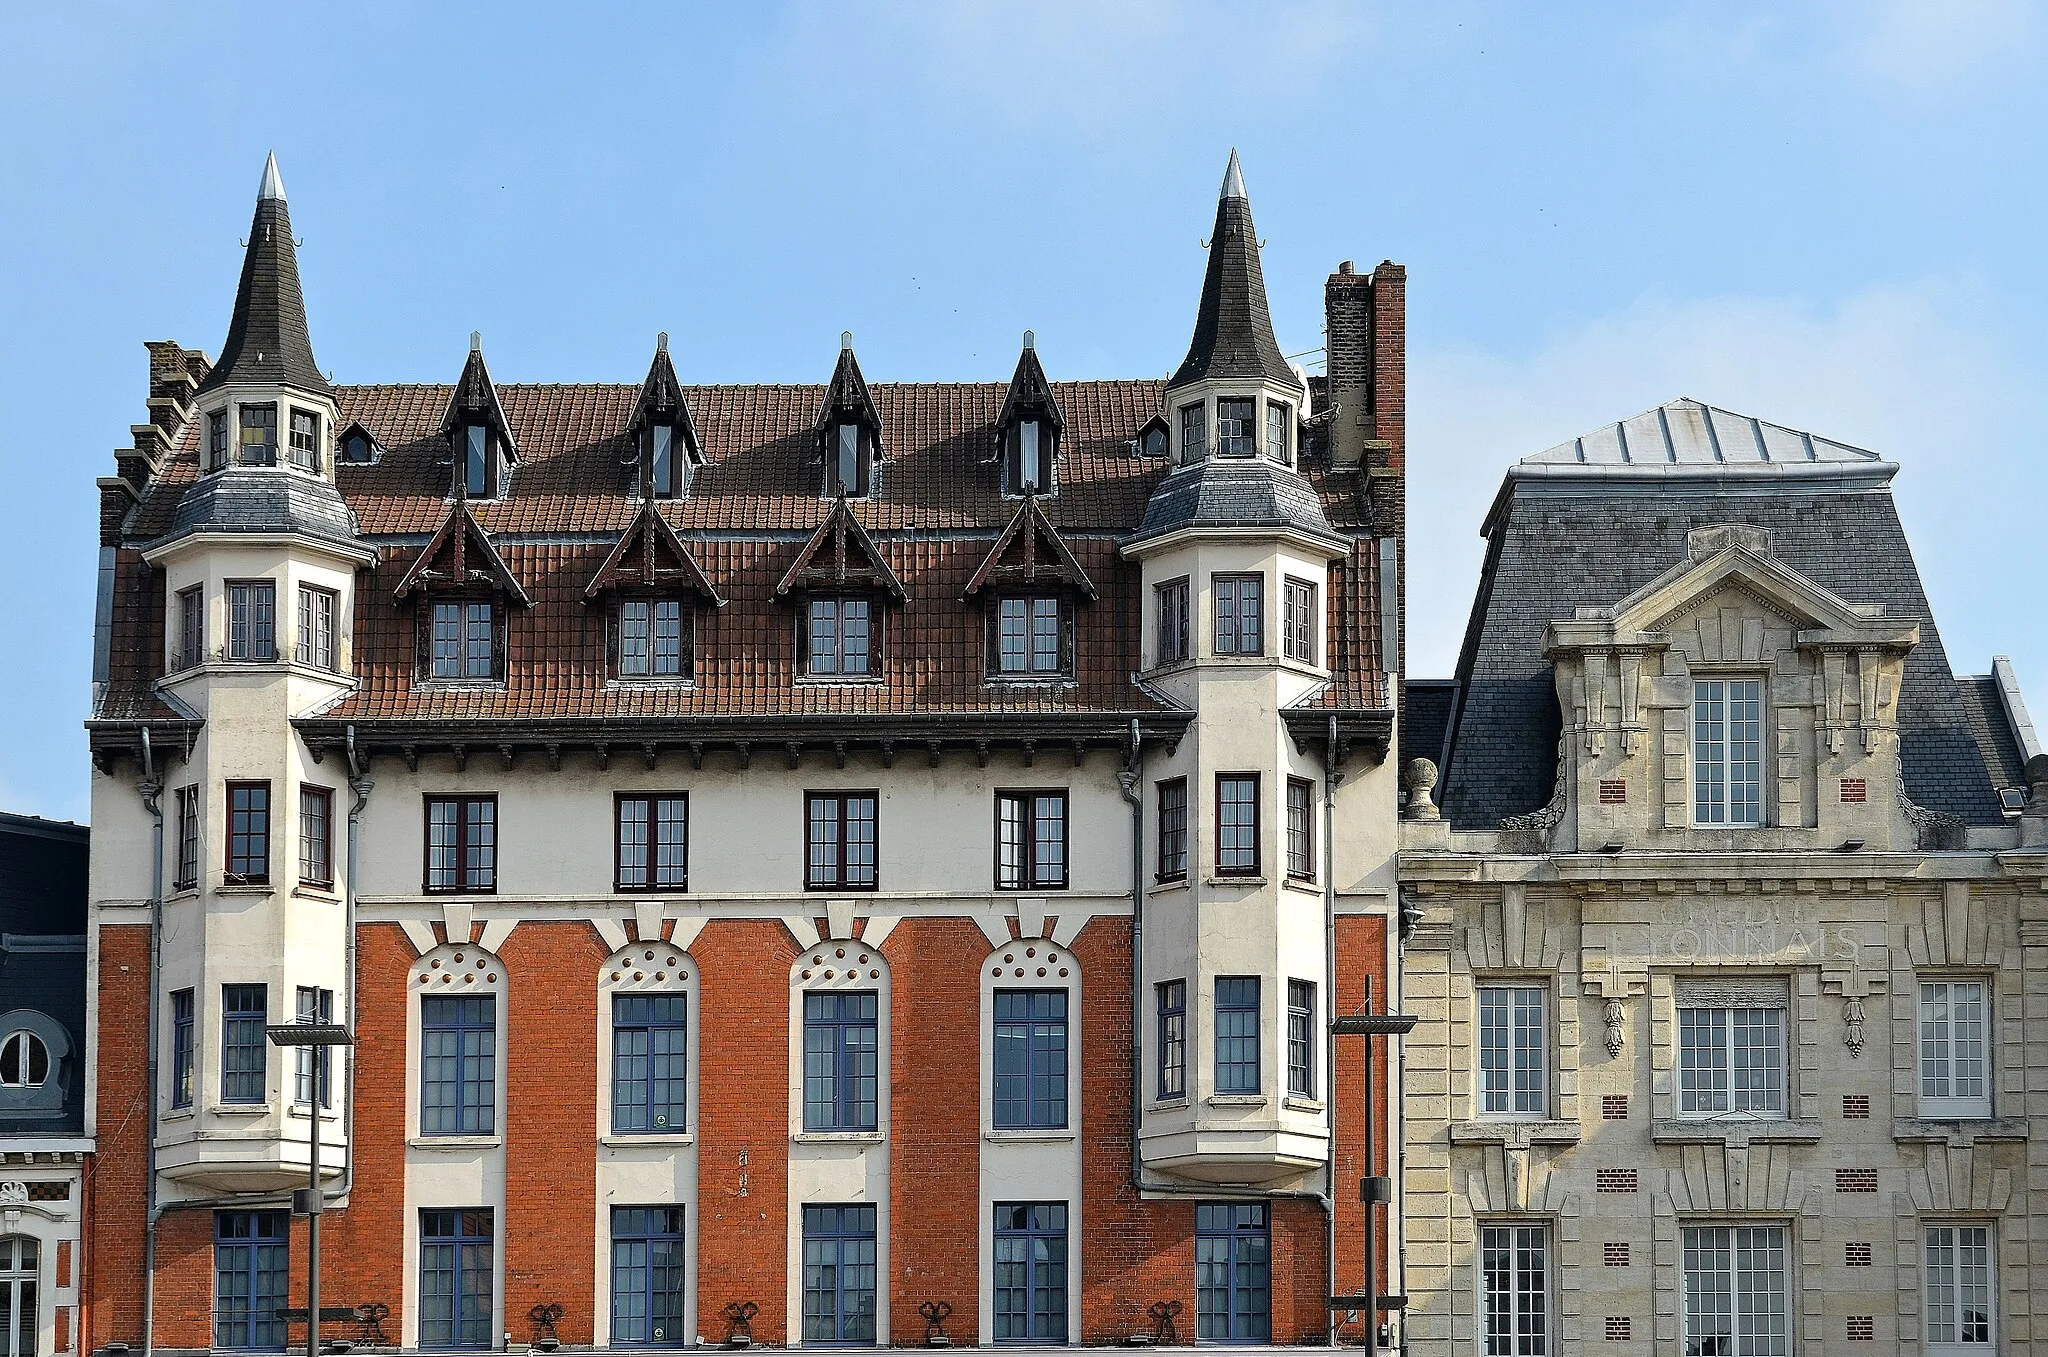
657;332;669;353
841;330;854;352
469;331;482;353
1023;329;1035;351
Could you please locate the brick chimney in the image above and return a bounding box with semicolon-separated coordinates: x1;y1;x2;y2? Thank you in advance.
100;341;211;545
1323;259;1406;535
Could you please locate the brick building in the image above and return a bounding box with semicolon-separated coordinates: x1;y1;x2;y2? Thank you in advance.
79;153;1409;1351
1396;403;2048;1355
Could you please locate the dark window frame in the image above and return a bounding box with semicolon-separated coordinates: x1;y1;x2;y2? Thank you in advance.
643;421;684;500
995;789;1069;891
1004;418;1057;496
614;793;689;892
296;583;337;671
801;1203;879;1344
173;784;200;890
238;403;277;466
802;991;880;1132
992;989;1069;1130
612;994;689;1134
1215;773;1261;877
993;1201;1070;1344
225;781;271;885
424;794;499;895
1281;576;1318;664
805;791;880;892
1286;978;1316;1098
213;1209;289;1351
170;987;195;1109
1195;1202;1271;1343
299;784;334;888
220;983;267;1104
175;583;204;670
418;1209;496;1349
225;579;278;662
824;421;874;499
1265;400;1292;465
613;594;694;681
339;428;376;464
800;594;881;681
1212;573;1264;657
453;422;499;500
1179;403;1207;462
1154;577;1190;666
420;593;504;684
1156;777;1188;882
1215;397;1256;458
611;1205;689;1344
1285;777;1315;882
1156;979;1187;1100
1214;975;1261;1095
987;593;1073;679
208;410;230;470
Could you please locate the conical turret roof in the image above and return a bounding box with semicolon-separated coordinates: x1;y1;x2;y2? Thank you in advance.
1169;150;1300;391
197;153;330;398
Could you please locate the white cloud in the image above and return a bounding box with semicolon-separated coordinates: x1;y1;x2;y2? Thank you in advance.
1406;279;2046;695
1831;0;2043;94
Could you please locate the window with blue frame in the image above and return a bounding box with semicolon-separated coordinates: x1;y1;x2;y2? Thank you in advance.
611;1206;687;1346
220;984;267;1104
421;996;495;1135
993;1203;1068;1344
213;1210;287;1350
613;995;689;1133
170;987;195;1109
801;1205;878;1344
419;1210;495;1349
993;990;1067;1129
1214;977;1261;1095
803;992;879;1132
1157;980;1187;1100
1195;1203;1270;1343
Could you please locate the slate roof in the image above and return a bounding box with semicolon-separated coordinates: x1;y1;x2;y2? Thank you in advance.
194;154;329;399
102;378;1389;727
149;466;361;554
1125;457;1346;553
1436;403;2010;830
1400;679;1457;773
1168;151;1302;391
0;813;87;1137
1955;675;2030;801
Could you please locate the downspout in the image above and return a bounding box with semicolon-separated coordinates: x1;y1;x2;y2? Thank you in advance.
137;728;164;1357
1118;719;1146;1194
334;725;373;1203
1323;715;1344;1344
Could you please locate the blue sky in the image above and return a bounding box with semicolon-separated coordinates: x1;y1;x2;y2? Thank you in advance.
2;1;2043;823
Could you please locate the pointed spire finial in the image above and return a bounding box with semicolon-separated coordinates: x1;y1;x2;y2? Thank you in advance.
258;151;286;203
841;330;854;352
657;331;669;353
1220;148;1246;202
1023;329;1035;351
470;331;482;354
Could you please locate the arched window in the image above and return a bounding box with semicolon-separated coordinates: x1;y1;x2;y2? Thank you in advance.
600;943;696;1135
0;1032;47;1088
409;946;505;1138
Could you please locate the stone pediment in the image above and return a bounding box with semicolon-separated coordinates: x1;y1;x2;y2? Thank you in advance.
1545;526;1918;658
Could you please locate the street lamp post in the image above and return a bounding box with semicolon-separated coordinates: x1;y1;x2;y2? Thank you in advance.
268;1021;354;1357
1331;977;1416;1351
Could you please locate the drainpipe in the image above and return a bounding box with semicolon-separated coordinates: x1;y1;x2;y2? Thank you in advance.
137;728;164;1357
333;725;373;1204
1322;715;1344;1344
1118;719;1147;1194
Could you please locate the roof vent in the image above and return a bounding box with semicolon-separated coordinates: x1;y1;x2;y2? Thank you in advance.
841;330;853;352
1023;329;1035;351
469;331;482;353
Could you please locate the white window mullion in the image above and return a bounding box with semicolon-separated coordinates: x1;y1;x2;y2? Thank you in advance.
1480;1223;1550;1355
1926;1224;1996;1353
1919;980;1992;1119
1477;986;1547;1118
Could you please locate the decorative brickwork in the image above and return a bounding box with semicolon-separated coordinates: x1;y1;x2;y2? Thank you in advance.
1603;1242;1629;1267
1842;1094;1871;1118
1847;1316;1875;1340
1840;777;1867;803
1599;779;1627;805
1601;1094;1629;1120
1604;1316;1631;1340
1846;1242;1873;1266
1594;1169;1637;1193
1836;1168;1878;1193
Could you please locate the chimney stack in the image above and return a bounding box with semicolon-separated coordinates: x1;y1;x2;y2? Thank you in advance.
1323;259;1405;535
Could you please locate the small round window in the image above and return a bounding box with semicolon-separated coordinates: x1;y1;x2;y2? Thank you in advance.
0;1031;48;1088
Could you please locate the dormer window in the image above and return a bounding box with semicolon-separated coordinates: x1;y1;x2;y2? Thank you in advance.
1216;398;1256;457
1180;404;1206;462
1266;401;1291;465
239;404;277;465
208;411;229;470
426;597;501;681
1693;678;1764;827
288;408;321;473
1139;417;1169;460
989;595;1071;678
629;335;704;502
803;595;877;679
647;424;678;499
339;426;376;464
1007;419;1055;495
828;422;872;498
616;596;691;679
456;423;498;499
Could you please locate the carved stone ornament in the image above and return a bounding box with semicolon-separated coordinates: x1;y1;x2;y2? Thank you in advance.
1843;998;1866;1057
0;1182;24;1208
1403;758;1441;821
1603;999;1625;1058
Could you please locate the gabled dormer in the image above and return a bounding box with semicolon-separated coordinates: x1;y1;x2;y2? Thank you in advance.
192;153;341;482
1163;150;1305;468
626;333;705;500
815;332;882;499
395;500;530;686
585;501;725;683
993;331;1065;496
775;497;904;682
964;495;1097;681
439;333;518;501
335;419;381;466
